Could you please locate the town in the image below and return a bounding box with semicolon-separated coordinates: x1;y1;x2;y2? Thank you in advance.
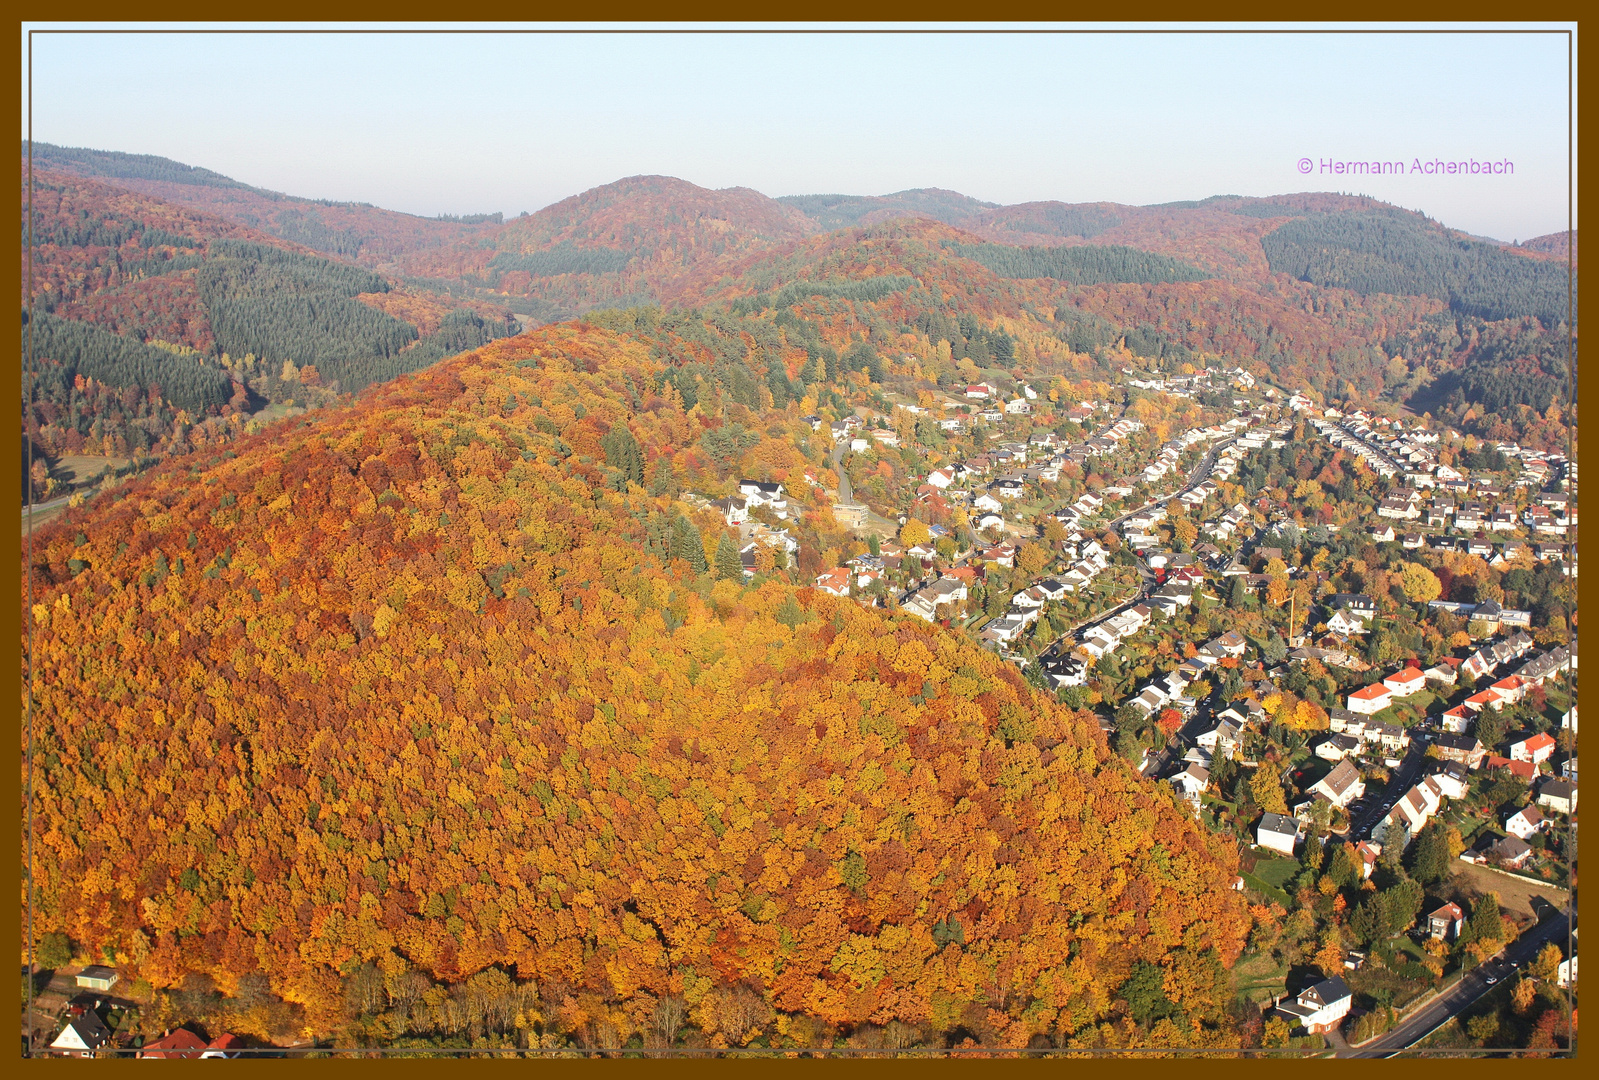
688;361;1577;1051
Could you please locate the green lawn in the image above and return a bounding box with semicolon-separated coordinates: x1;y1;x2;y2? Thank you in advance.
1231;950;1289;1004
1252;857;1300;888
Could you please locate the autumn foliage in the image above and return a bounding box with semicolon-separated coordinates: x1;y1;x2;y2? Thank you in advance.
22;321;1252;1047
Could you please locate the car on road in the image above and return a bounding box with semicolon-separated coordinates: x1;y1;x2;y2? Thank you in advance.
1486;975;1498;985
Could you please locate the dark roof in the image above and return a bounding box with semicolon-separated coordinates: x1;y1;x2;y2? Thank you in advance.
56;1011;111;1049
1437;733;1482;752
1300;975;1351;1007
1493;835;1532;858
1540;778;1576;799
1259;812;1299;835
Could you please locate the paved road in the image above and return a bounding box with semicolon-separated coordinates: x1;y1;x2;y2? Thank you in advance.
21;494;72;518
830;440;852;504
1344;908;1575;1056
1346;740;1430;841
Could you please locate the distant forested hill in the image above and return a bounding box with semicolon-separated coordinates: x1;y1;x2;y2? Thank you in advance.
1261;208;1575;325
26;142;500;267
776;188;1000;229
951;242;1211;285
22;163;519;473
25;142;1576;452
1518;229;1577;264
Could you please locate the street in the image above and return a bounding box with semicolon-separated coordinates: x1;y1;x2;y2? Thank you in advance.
1344;908;1575;1056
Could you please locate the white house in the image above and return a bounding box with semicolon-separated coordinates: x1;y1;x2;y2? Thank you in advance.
1382;667;1427;698
1327;610;1368;636
1345;683;1392;715
1309;759;1366;809
50;1014;112;1057
1257;811;1301;856
1505;804;1549;840
1169;764;1210;810
1274;976;1353;1034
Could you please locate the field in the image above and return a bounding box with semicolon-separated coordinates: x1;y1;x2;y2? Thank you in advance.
1230;950;1289;1005
1446;861;1570;922
52;453;133;485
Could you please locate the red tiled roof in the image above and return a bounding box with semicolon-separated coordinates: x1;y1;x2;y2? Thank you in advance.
1349;684;1390;701
140;1029;208;1059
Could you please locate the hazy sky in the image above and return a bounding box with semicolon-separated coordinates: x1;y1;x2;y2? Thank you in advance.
21;24;1577;242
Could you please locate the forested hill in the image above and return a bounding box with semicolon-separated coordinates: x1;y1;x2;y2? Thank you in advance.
1518;229;1577;264
23;317;1253;1047
21;164;521;473
395;174;820;316
25;142;1575;449
776;188;1001;230
26;142;502;268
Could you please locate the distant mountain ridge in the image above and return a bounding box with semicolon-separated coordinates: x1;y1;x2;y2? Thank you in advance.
25;142;501;268
25;142;1575;452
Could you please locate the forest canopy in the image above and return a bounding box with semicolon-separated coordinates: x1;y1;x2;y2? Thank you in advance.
951;242;1210;285
1261;208;1575;326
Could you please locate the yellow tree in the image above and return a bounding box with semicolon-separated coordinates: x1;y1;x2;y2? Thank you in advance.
1399;563;1443;603
899;518;931;548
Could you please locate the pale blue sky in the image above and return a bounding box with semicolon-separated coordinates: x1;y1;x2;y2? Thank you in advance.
21;24;1577;242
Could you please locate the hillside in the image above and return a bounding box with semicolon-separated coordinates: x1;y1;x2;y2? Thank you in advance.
395;174;819;317
24;142;1575;472
27;142;501;268
1518;229;1577;264
21;164;520;478
22;320;1253;1048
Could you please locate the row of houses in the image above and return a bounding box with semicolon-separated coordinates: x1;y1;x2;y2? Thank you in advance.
1123;630;1250;720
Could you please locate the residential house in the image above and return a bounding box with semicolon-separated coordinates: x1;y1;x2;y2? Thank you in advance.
1169;764;1210;808
1257;812;1302;856
738;479;788;517
1435;733;1487;769
1375;723;1410;752
1327;610;1369;637
1537;778;1578;815
50;1012;112;1056
1327;594;1376;619
1510;732;1556;766
139;1028;211;1059
1424;760;1471;800
1487;756;1539;783
1310;759;1366;808
1424;659;1461;687
712;496;749;525
1506;804;1548;840
813;569;851;597
1355;840;1382;880
1427;902;1466;942
202;1034;245;1059
1382;667;1427;698
1487;834;1533;870
1439;704;1474;734
1345;683;1392;715
1197;717;1244;760
1274;976;1353;1035
74;966;119;993
1315;733;1361;761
